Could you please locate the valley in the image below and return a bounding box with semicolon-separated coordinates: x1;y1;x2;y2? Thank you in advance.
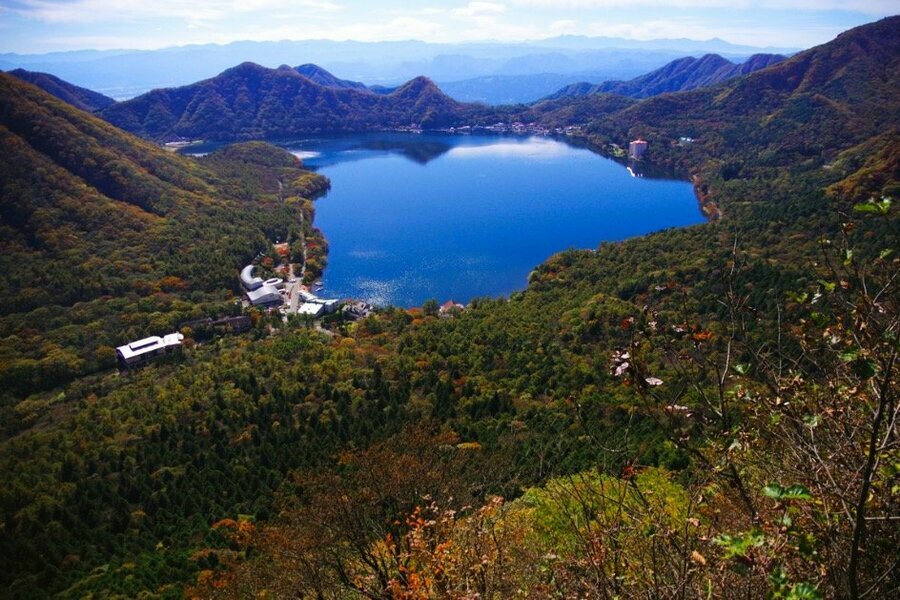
0;13;897;600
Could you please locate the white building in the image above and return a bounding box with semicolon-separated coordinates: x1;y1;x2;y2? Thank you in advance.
629;139;648;159
241;263;284;306
298;289;319;302
298;302;325;318
116;333;184;368
298;299;339;318
240;264;264;290
247;284;284;306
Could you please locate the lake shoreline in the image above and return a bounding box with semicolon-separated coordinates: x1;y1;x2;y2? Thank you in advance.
185;132;706;307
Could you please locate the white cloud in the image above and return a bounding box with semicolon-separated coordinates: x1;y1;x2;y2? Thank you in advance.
586;18;718;40
236;16;446;43
12;0;342;24
5;0;883;51
550;20;578;34
453;2;506;18
510;0;897;14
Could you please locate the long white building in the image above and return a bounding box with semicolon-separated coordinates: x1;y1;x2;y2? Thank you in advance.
116;333;184;368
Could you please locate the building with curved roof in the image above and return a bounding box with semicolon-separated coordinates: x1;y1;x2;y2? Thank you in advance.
247;284;284;306
240;264;264;290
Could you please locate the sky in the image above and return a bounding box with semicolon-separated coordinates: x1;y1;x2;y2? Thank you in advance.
0;0;895;54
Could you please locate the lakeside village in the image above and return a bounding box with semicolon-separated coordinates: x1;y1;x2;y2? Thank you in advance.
411;121;576;137
115;250;465;370
393;122;673;162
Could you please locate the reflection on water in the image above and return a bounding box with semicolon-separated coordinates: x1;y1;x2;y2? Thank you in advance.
282;133;454;167
446;138;571;160
184;133;703;307
290;133;703;307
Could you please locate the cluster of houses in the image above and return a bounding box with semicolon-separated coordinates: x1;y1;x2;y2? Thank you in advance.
449;122;553;136
394;121;571;137
241;262;344;318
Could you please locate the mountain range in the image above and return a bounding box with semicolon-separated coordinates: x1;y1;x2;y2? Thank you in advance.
544;53;786;100
0;37;798;101
15;17;897;158
5;68;116;112
98;62;495;141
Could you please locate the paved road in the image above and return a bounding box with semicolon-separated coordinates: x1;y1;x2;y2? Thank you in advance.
287;263;301;313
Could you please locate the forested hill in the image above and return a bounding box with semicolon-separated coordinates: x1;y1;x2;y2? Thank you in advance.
99;62;498;141
566;15;899;190
6;67;117;112
0;72;327;396
544;52;785;100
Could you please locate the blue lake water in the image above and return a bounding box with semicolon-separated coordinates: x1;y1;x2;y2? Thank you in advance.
284;133;703;307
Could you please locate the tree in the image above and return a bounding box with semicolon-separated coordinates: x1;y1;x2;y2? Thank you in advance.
422;299;439;318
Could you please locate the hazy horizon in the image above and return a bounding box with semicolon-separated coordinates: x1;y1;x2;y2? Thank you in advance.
0;33;797;58
0;1;893;54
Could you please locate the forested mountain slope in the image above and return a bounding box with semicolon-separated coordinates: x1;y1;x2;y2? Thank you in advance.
6;68;116;112
9;69;116;112
99;62;498;141
545;52;785;100
0;73;326;398
569;16;899;193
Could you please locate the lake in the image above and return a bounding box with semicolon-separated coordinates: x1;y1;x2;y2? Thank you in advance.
229;133;704;307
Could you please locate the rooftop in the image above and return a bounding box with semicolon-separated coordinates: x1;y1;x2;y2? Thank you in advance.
116;333;184;360
247;283;284;306
240;264;264;290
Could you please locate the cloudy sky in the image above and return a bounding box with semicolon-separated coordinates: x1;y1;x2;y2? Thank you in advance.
0;0;894;54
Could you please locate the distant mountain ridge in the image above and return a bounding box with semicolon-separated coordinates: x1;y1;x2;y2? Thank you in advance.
0;36;799;100
6;68;116;112
545;53;785;100
99;62;495;141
